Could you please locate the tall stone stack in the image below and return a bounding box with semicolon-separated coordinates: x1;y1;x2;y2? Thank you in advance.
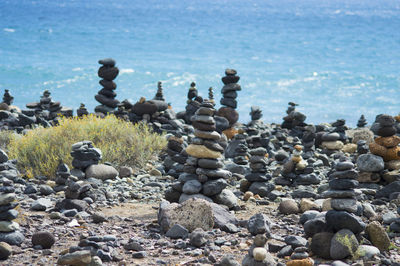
217;69;241;128
243;147;274;197
0;151;24;246
25;90;73;120
2;89;13;105
154;81;165;101
281;102;306;130
357;115;367;128
323;159;361;214
183;82;202;124
369;114;400;162
94;58;119;114
165;134;188;178
166;100;233;207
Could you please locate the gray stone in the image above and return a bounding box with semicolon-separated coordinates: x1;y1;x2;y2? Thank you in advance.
214;189;237;209
202;179;227;196
357;154;384;172
85;164;118;180
39;185;54;195
284;235;307;248
311;232;333;259
166;224;188;239
326;210;365;234
57;250;92;265
0;241;12;260
331;198;358;213
31;231;55;249
189;228;207;247
247;213;271;236
0;231;25;246
31;198;52;211
330;229;358;260
182;180;202;195
248;182;275;197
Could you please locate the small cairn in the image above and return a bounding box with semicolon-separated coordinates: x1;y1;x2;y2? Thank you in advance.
25;90;73;120
76;103;89;117
154;81;165;101
233;143;250;166
244;147;274;197
71;141;102;172
277;145;320;187
281;102;306;130
2;89;14;105
287;247;313;266
167;100;234;207
94;58;119;114
369;114;400;162
165;133;188;178
242;234;276;266
0;150;24;246
182;82;202;124
248;106;263;128
301;125;316;158
216;69;241;128
357;114;367;128
319;119;347;152
208;87;214;104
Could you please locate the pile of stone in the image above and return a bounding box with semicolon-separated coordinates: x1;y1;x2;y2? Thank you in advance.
154;81;165;101
164;133;188;178
2;89;13;106
27;89;72;118
71;141;102;172
242;234;276;266
243;147;274;197
357;115;367;128
180;82;202;124
76;103;89;117
369;114;400;162
281;102;307;130
356;153;384;183
276;145;320;187
0;151;24;246
301;125;316;158
318;119;348;153
94;58;119;115
233;143;250;166
216;69;241;128
166;101;235;207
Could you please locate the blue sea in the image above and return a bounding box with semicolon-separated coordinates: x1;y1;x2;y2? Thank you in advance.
1;0;400;126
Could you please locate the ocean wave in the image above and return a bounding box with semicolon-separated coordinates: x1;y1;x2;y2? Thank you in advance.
120;68;135;75
3;28;15;32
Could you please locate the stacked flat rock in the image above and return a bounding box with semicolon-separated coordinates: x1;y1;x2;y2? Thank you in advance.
2;89;13;106
71;141;102;171
217;69;241;127
319;119;348;152
369;114;400;162
277;145;320;187
281;102;306;130
0;152;24;246
301;125;316;156
76;103;89;117
244;147;274;197
357;115;367;128
165;134;188;178
94;58;119;114
181;82;202;124
233;143;250;165
154;81;165;101
208;87;214;104
167;101;234;207
248;106;264;128
322;159;361;214
113;104;129;121
25;90;73;120
54;161;71;192
242;234;276;266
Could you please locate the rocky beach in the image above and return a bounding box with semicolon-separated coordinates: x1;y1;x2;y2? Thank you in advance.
0;61;399;266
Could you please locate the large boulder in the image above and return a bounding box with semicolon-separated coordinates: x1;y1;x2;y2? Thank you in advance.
357;154;384;172
85;164;118;181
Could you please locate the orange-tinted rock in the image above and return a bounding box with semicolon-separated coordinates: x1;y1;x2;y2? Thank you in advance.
222;127;238;140
286;258;314;266
375;136;400;148
370;142;400;162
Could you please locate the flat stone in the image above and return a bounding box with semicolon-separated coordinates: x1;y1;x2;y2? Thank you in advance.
57;250;92;265
31;198;52;211
182;180;202;195
326;210;365;234
165;224;189;239
0;241;12;260
194;129;221;140
357;154;385;172
0;221;19;232
0;193;15;206
186;144;221;159
85;164;118;181
0;231;25;246
331;198;358;213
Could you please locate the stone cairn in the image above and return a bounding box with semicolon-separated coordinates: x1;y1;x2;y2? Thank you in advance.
2;89;13;106
0;150;24;246
25;89;73;121
301;124;316;158
208;87;214;104
357;114;367;128
154;81;165;101
167;100;233;206
216;69;241;129
319;119;347;153
165;133;188;179
369;114;400;162
243;147;274;197
71;141;102;174
242;234;275;266
77;103;89;117
94;58;119;115
276;145;320;187
182;82;202;124
304;158;366;260
281;102;306;130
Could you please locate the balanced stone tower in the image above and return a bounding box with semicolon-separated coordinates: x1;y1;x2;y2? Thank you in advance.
154;81;165;101
216;69;241;128
25;90;73;120
369;114;400;162
71;141;102;172
357;115;367;128
2;89;13;105
167;100;233;207
242;234;276;266
183;82;202;124
77;103;89;117
95;58;119;114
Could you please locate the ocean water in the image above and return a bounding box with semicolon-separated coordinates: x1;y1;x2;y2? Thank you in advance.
1;0;400;126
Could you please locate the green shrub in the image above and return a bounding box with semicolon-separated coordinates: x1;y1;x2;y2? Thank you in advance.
8;114;167;178
0;130;19;151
